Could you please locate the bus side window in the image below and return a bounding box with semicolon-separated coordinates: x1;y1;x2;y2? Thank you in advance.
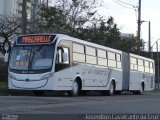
55;47;70;72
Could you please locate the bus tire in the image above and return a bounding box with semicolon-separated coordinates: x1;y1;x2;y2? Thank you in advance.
108;81;115;96
133;83;144;95
138;83;144;95
79;91;87;96
33;91;44;96
115;91;121;95
68;80;80;97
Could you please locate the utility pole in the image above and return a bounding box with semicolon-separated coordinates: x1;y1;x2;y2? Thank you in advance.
137;0;141;55
148;21;151;57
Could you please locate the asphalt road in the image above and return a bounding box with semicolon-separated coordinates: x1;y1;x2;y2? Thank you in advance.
0;92;160;120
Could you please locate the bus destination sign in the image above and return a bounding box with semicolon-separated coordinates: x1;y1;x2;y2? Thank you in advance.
17;35;56;45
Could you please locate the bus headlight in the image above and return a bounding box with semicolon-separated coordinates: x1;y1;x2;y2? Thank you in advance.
40;73;54;80
9;73;17;80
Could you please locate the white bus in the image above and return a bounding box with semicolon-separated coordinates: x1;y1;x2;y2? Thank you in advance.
8;34;155;96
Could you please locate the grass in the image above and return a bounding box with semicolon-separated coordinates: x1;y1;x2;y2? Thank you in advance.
143;89;160;93
151;89;160;93
0;82;9;95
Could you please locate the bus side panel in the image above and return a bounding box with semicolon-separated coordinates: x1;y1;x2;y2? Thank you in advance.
53;63;123;91
143;73;155;91
129;72;155;91
53;68;73;90
129;71;143;91
81;65;123;91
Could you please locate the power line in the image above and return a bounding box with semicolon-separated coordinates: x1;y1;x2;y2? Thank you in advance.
116;0;137;7
113;0;135;9
113;0;131;9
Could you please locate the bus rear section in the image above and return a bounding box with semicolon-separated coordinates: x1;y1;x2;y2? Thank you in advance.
129;54;155;94
121;53;155;94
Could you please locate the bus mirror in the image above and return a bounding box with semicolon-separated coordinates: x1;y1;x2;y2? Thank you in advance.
4;52;9;62
63;53;69;63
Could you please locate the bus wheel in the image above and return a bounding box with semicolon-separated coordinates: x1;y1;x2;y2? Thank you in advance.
33;91;44;96
115;91;121;95
108;81;115;96
138;83;144;95
79;91;87;96
69;80;79;97
133;84;144;95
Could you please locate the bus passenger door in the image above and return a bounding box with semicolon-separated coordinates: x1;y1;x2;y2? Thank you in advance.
55;47;70;71
54;47;72;87
122;52;130;91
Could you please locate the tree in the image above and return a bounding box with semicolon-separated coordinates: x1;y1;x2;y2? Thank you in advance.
21;0;27;34
28;0;51;33
119;36;137;53
81;16;121;49
32;0;144;54
0;16;21;54
40;0;98;34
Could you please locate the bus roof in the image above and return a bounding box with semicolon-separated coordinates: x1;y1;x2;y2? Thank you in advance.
55;34;122;54
16;34;154;62
129;53;154;62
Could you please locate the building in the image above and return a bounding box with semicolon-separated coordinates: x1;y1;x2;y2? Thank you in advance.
120;33;134;39
0;0;32;19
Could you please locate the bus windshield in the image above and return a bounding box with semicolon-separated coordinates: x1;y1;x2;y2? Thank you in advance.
9;45;55;72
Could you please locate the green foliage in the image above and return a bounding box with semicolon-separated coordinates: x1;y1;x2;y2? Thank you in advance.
0;16;20;54
0;61;8;86
0;0;146;54
40;3;141;53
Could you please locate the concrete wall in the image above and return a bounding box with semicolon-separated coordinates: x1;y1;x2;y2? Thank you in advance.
0;0;6;16
0;0;32;18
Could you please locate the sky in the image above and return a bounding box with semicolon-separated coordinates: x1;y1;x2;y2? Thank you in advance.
96;0;160;51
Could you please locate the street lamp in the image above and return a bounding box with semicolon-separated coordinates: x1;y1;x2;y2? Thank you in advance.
150;38;160;55
148;21;151;57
